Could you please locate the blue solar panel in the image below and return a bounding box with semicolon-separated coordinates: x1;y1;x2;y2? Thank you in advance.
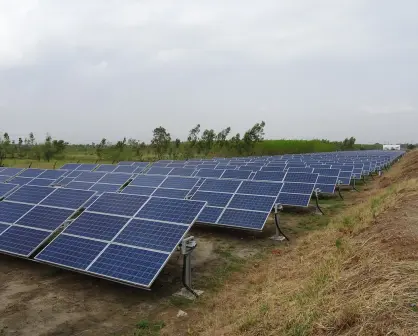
113;165;137;173
66;170;83;178
55;177;74;186
40;188;96;209
0;223;9;234
95;164;117;172
88;245;167;287
64;212;129;241
146;167;173;175
260;166;285;171
221;170;252;180
38;170;67;179
8;176;32;186
0;226;51;256
36;235;107;269
60;163;80;170
6;185;55;204
281;182;315;194
237;181;282;196
19;169;45;178
130;175;166;187
228;194;275;212
276;193;311;207
192;191;233;207
1;168;24;176
195;168;224;178
313;168;340;176
66;181;94;190
0;183;19;198
89;183;121;194
75;172;107;183
27;178;54;187
197;206;223;223
98;173;132;185
316;176;338;184
315;184;336;193
0;175;10;183
339;171;352;178
217;209;269;230
168;168;196;177
17;206;74;231
83;195;98;208
75;164;98;171
133;162;150;167
253;171;286;182
118;161;135;165
198;179;241;193
115;219;189;252
0;202;33;224
132;166;147;174
121;186;156;196
136;197;206;224
159;176;198;190
284;172;318;184
151;188;189;199
287;167;314;173
87;193;149;217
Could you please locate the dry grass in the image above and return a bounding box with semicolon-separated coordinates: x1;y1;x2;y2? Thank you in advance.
161;153;418;336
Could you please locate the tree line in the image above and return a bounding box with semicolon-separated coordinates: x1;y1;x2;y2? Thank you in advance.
0;121;389;165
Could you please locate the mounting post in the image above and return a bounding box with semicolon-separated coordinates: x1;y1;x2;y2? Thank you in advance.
176;236;202;299
337;181;344;200
270;204;288;241
351;178;359;192
314;188;324;215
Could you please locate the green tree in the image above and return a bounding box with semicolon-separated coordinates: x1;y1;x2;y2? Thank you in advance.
29;132;35;146
42;134;54;162
96;138;107;160
151;126;171;159
200;129;216;154
242;121;266;154
215;127;231;149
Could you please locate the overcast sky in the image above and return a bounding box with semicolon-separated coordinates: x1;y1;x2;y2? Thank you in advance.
0;0;417;144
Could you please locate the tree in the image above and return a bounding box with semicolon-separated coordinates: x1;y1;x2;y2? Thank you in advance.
215;127;231;148
187;124;201;147
115;137;127;152
151;126;171;159
341;137;356;150
96;138;107;160
230;133;242;154
200;129;216;154
242;121;266;154
29;132;35;146
42;134;54;162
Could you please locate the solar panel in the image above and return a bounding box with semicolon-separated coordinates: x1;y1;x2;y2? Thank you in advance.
195;168;224;178
0;183;19;198
40;188;96;209
221;170;252;180
237;181;282;196
313;168;340;176
7;176;33;186
98;173;132;185
197;206;223;223
284;172;318;184
113;165;137;174
75;172;107;183
315;184;336;193
287;167;314;173
0;226;51;256
146;167;173;175
0;223;10;234
6;185;55;204
1;168;24;176
217;209;270;230
95;164;117;173
121;186;156;196
130;175;166;187
198;179;241;193
253;171;286;182
83;195;99;208
132;166;147;174
228;194;276;212
18;169;45;178
89;183;121;194
168;168;196;177
159;176;198;190
65;181;94;190
281;182;315;194
0;175;10;183
88;245;167;287
0;202;33;224
151;188;189;199
192;191;233;207
27;178;54;187
38;170;67;179
75;164;98;171
115;218;189;252
66;170;83;178
16;206;74;231
316;176;339;185
276;193;312;207
64;212;130;241
118;161;135;165
87;193;149;217
135;197;206;224
60;163;81;170
55;177;74;186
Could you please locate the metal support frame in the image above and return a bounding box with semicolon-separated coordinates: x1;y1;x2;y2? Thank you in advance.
351;177;359;192
270;204;289;241
179;236;200;298
314;188;324;215
337;182;344;200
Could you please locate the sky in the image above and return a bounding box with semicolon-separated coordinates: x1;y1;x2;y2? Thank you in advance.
0;0;417;144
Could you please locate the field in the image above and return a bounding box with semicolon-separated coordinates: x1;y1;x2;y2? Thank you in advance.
0;152;417;335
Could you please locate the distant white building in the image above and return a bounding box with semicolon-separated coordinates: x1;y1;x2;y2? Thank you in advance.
383;144;401;150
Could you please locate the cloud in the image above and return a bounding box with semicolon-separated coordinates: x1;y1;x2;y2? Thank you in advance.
360;105;416;115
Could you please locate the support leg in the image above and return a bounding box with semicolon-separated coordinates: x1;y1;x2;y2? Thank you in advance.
315;190;324;215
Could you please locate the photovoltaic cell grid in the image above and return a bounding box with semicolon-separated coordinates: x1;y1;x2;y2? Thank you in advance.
36;194;206;288
0;183;19;198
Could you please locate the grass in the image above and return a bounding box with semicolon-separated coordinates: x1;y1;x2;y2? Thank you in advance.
134;320;165;336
